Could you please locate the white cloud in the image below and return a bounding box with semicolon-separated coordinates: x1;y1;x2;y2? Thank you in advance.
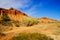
24;2;42;16
0;0;32;9
25;5;37;15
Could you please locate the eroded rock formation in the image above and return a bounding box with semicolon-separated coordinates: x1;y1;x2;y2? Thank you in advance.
0;8;27;21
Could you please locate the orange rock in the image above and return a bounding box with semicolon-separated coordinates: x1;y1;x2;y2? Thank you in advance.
0;8;28;21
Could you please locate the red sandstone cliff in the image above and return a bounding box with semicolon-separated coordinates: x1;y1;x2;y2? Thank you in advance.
0;8;27;21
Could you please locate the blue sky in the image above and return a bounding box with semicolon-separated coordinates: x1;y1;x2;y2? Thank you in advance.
0;0;60;20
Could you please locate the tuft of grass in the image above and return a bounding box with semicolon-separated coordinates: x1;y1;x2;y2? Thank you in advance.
12;21;20;27
19;16;39;26
0;32;5;37
0;13;12;26
12;33;54;40
0;20;12;26
12;16;39;27
1;13;10;21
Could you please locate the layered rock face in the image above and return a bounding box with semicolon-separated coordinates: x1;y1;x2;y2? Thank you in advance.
0;8;27;21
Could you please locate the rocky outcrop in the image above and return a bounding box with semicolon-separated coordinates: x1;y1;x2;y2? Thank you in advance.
0;8;27;21
38;17;58;23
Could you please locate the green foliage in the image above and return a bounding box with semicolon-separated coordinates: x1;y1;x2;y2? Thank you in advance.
20;16;39;26
10;7;14;10
1;13;10;21
0;21;12;26
12;16;39;27
0;32;5;36
13;21;20;27
12;33;54;40
0;13;12;26
0;21;12;32
0;13;39;27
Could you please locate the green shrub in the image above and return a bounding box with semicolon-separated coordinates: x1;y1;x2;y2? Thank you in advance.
0;21;12;26
0;32;5;36
9;7;14;10
1;13;10;21
12;33;54;40
13;21;20;27
0;13;12;26
12;16;39;27
20;16;39;26
0;20;12;32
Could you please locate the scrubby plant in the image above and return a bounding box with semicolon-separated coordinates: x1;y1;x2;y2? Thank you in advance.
9;7;14;10
13;21;20;27
0;20;12;26
0;20;12;32
0;13;12;26
1;13;10;21
20;16;39;26
0;32;5;36
56;23;60;27
0;13;39;27
12;33;54;40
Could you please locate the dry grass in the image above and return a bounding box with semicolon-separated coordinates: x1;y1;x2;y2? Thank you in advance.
12;32;53;40
0;13;60;40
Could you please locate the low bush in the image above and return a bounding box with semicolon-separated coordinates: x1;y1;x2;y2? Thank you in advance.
12;33;54;40
0;32;5;36
0;21;12;26
12;16;39;27
1;13;10;21
12;21;20;27
20;16;39;26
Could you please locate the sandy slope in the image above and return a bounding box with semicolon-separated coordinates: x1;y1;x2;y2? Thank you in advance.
0;23;60;40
